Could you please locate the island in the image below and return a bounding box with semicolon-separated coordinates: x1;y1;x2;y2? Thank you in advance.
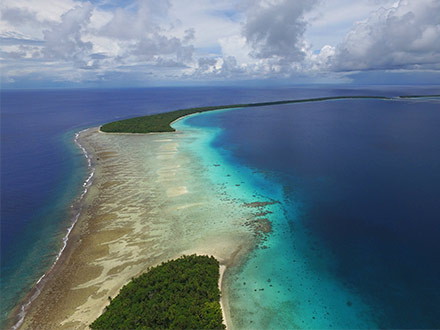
91;255;225;330
100;96;391;133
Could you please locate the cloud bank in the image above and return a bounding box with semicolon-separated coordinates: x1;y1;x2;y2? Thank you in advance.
330;0;440;71
0;0;438;87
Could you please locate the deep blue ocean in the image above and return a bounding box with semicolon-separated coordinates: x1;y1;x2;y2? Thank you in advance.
185;96;440;328
1;86;439;328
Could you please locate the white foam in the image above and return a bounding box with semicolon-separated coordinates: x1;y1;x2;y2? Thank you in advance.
12;129;95;330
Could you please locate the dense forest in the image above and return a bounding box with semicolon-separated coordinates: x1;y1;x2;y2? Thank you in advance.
90;255;225;330
100;96;391;133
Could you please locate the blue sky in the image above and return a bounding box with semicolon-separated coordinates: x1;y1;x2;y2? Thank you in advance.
1;0;439;88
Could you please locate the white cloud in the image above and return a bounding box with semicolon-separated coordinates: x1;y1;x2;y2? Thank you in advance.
168;0;242;50
0;0;439;86
307;44;336;71
304;0;397;49
329;0;440;71
195;0;322;79
243;0;319;63
43;4;93;63
218;35;252;64
0;0;197;82
98;2;167;40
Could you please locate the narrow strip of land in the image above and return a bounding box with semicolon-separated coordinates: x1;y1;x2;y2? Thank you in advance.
398;94;440;98
100;95;439;133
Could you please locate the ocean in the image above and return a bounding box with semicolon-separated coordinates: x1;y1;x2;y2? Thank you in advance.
1;86;439;328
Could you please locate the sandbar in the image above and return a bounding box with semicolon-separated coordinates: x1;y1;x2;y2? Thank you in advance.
18;126;257;329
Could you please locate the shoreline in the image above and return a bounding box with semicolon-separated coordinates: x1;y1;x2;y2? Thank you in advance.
96;109;234;136
9;129;96;330
98;94;440;135
219;265;228;329
17;125;257;329
100;95;395;134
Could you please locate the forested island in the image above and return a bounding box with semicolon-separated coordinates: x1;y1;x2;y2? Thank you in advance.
100;94;440;134
100;95;391;133
90;255;225;330
399;94;440;98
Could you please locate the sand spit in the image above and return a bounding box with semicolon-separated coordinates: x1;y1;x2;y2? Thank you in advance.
19;127;256;329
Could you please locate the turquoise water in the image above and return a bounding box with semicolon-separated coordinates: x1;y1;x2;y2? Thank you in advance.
175;97;440;329
173;111;377;329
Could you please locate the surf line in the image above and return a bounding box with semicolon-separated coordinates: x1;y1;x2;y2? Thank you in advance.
11;128;95;330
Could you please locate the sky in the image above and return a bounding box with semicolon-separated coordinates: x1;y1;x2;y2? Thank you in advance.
1;0;439;88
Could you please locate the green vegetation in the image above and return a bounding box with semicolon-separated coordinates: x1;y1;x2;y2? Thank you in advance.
90;255;225;330
100;95;391;133
398;94;440;98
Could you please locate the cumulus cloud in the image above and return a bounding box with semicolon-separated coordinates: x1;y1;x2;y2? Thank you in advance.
98;1;170;40
243;0;319;63
129;29;195;63
1;7;42;27
1;0;439;86
0;0;197;83
190;0;321;80
43;4;93;63
329;0;440;71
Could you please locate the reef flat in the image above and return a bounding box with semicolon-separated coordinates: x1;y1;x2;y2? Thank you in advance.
19;124;270;329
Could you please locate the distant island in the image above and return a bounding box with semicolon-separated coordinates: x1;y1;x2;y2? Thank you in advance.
99;95;439;134
91;255;225;330
398;94;440;98
100;95;392;133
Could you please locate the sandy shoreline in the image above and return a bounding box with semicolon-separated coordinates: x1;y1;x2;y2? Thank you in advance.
15;126;257;329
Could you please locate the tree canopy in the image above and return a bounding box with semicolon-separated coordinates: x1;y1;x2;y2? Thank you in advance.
90;255;225;330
